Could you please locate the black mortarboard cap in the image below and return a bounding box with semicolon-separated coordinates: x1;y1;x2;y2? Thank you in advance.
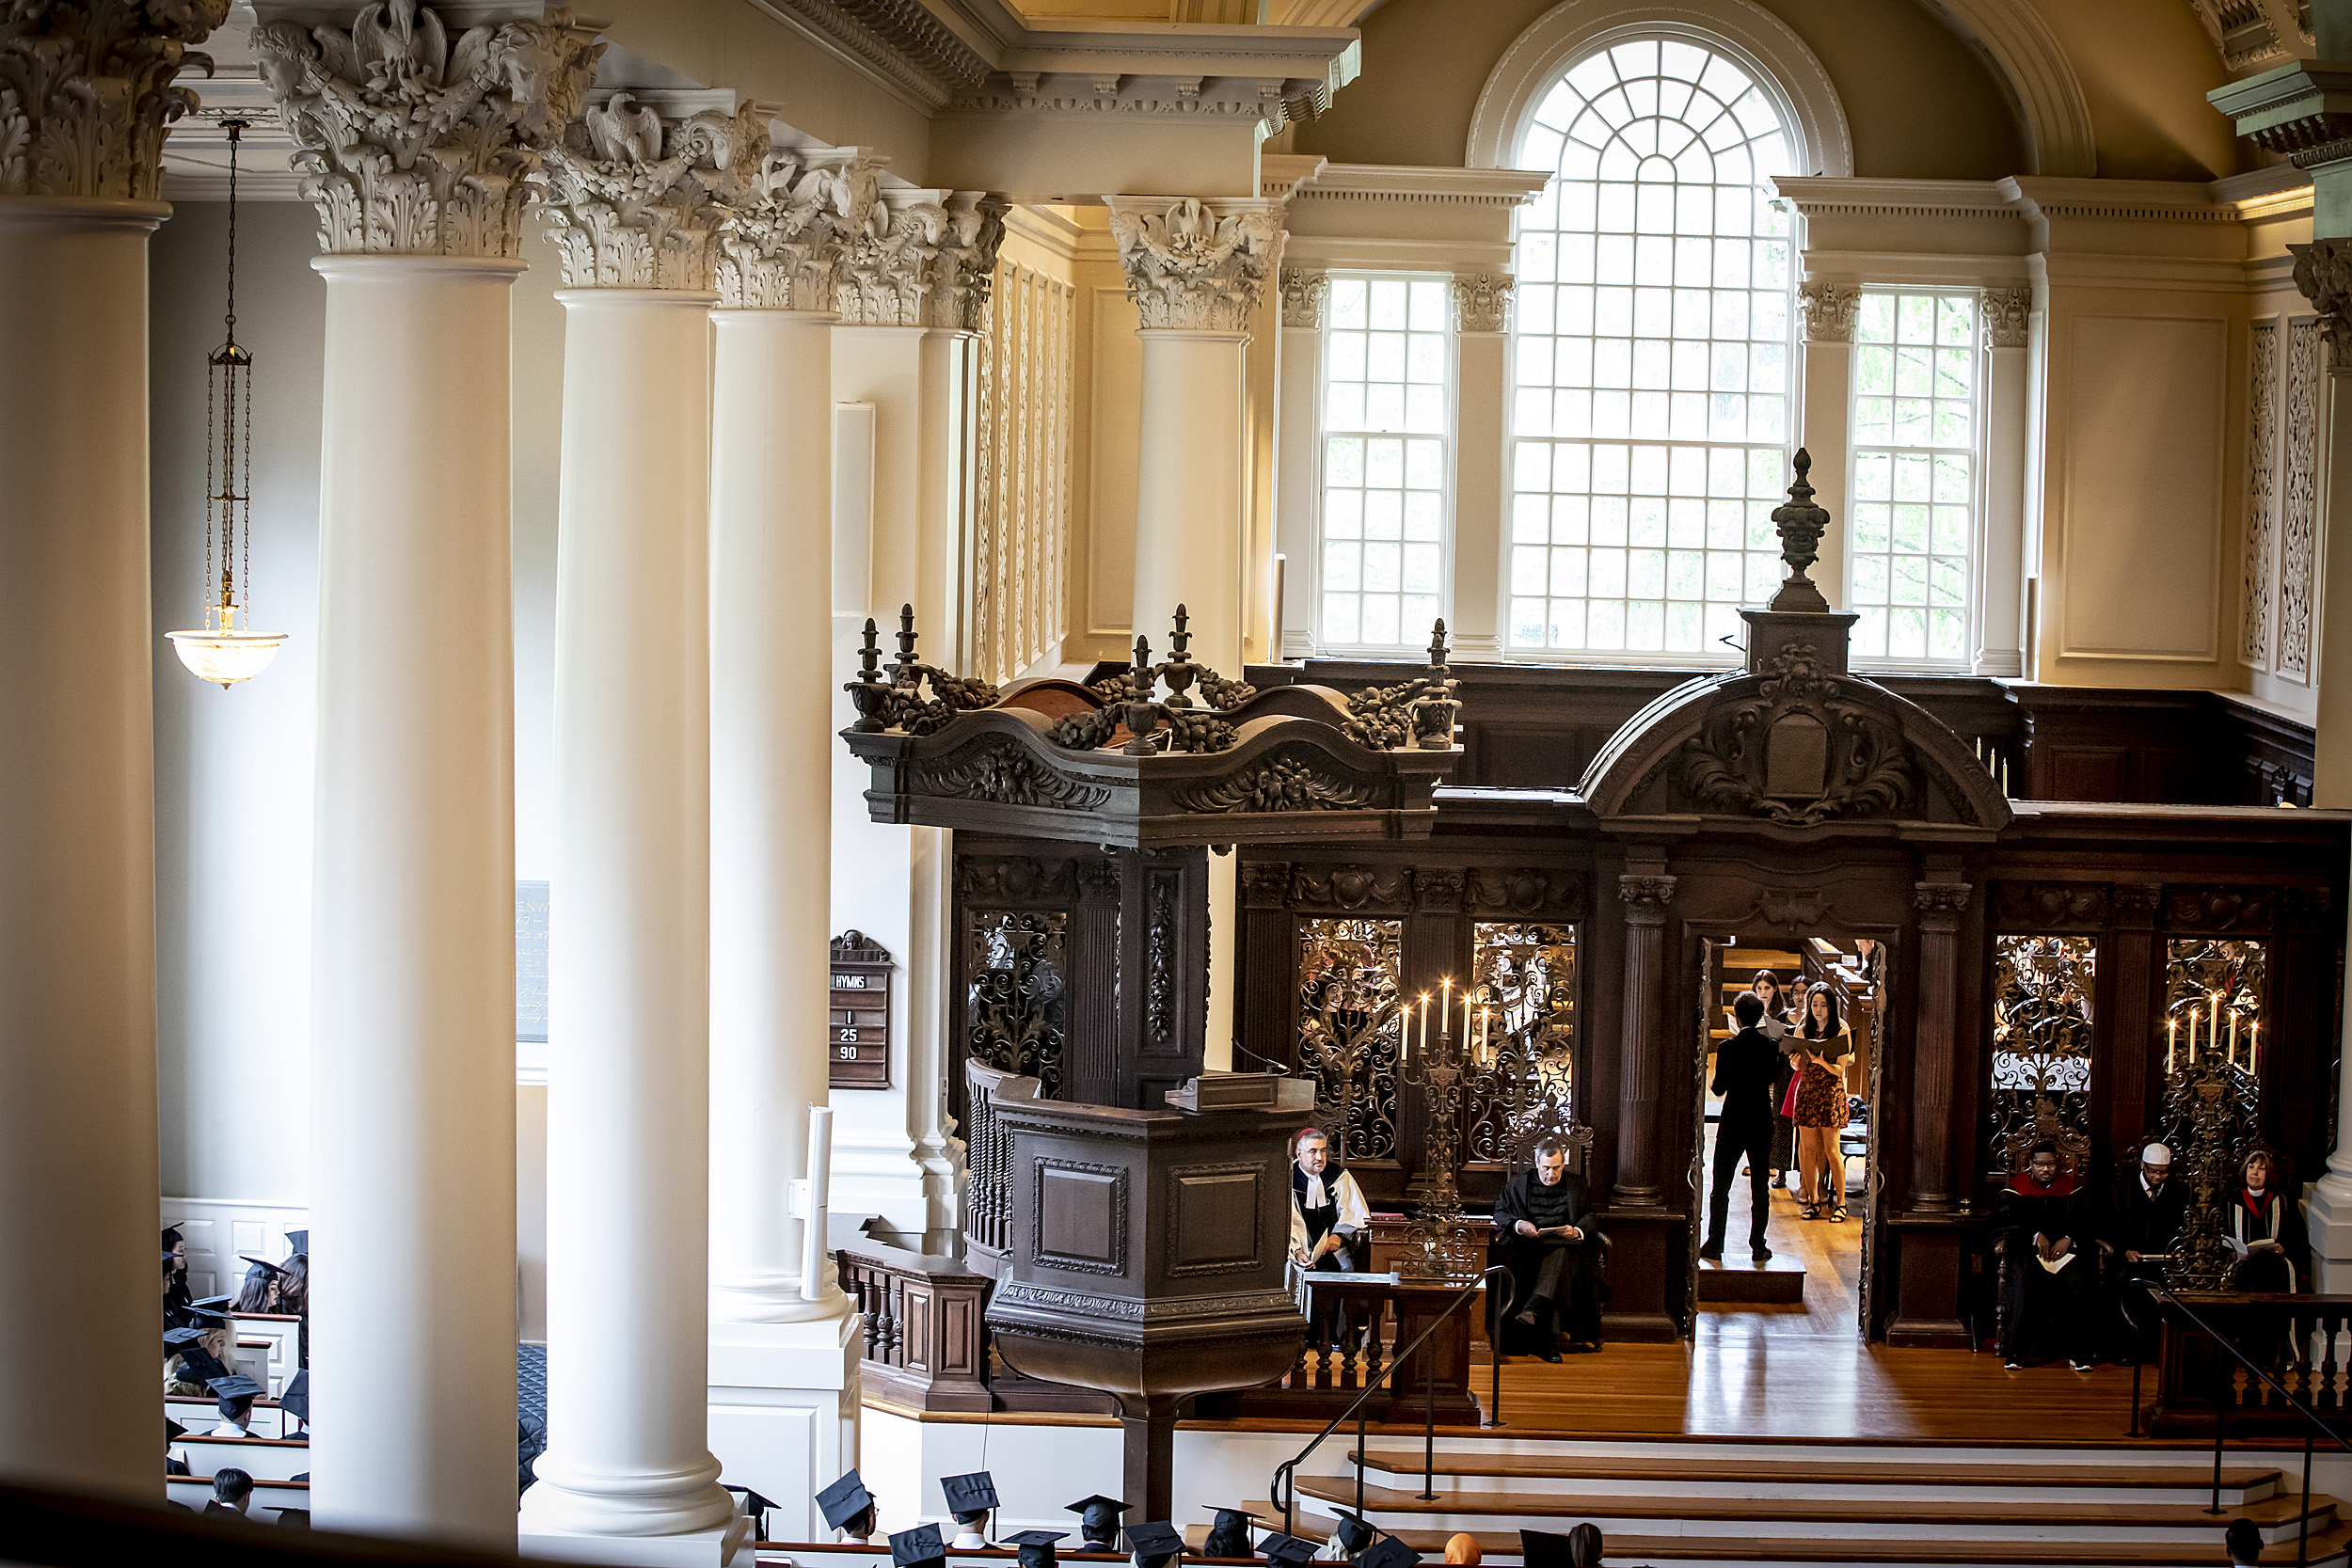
1203;1509;1263;1558
164;1325;206;1349
889;1523;946;1568
1359;1539;1417;1568
207;1373;262;1402
166;1418;187;1443
1329;1510;1375;1555
164;1224;186;1243
817;1469;875;1531
1009;1530;1067;1568
1262;1535;1319;1568
1070;1496;1132;1527
1518;1530;1573;1568
280;1370;310;1421
1128;1520;1186;1562
942;1469;999;1514
239;1255;288;1277
188;1294;234;1318
284;1230;308;1255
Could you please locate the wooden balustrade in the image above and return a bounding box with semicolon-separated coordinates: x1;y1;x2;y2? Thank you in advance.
1193;1272;1483;1425
962;1059;1040;1275
833;1237;994;1413
2144;1292;2352;1437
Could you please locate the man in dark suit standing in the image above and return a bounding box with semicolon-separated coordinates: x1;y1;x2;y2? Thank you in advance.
1701;990;1779;1264
2103;1141;2186;1363
1492;1135;1604;1359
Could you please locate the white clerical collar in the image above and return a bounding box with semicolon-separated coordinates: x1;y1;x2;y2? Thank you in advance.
1301;1172;1330;1207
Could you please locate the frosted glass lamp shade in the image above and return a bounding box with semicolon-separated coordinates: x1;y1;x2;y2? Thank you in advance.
168;626;288;688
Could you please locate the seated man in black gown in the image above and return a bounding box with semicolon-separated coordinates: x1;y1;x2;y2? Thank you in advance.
1490;1136;1604;1359
1993;1139;2096;1370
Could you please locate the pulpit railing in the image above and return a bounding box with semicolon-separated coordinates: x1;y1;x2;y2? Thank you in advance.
962;1058;1041;1271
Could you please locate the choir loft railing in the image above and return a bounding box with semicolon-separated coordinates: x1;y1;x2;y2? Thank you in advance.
961;1059;1040;1273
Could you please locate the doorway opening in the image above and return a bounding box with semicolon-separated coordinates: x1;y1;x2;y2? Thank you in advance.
1688;932;1888;1339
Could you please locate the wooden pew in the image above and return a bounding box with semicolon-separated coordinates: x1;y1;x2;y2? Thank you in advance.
167;1395;284;1440
171;1433;310;1481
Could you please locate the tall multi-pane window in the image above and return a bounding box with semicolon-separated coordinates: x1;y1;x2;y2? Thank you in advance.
1506;39;1796;656
1319;275;1451;648
1849;291;1978;663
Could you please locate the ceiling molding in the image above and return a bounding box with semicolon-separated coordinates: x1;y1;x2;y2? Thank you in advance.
1914;0;2097;178
1297;161;1550;206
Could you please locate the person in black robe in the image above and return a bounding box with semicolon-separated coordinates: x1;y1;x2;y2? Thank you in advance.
1992;1140;2096;1370
2101;1141;2187;1363
1701;990;1778;1264
1490;1136;1604;1359
2225;1148;2308;1293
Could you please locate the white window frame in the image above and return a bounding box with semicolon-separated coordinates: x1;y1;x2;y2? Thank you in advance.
1310;271;1460;656
1841;285;1988;673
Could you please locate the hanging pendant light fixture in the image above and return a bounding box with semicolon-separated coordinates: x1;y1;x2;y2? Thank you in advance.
168;119;287;689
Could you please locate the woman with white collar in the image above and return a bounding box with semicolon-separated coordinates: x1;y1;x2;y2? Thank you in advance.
1288;1127;1372;1349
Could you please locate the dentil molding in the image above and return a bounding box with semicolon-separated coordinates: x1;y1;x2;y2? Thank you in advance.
1278;267;1325;330
1796;280;1862;344
253;0;600;257
1979;286;2030;351
1105;195;1281;333
538;91;761;292
1453;274;1512;335
1;0;230;200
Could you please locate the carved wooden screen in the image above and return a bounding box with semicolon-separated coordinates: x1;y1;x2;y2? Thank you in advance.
2159;937;2265;1162
1988;934;2097;1173
966;911;1069;1101
1466;921;1577;1164
1296;917;1403;1162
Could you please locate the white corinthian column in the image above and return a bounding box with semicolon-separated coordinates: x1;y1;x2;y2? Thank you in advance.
705;138;861;1541
0;0;225;1504
1105;195;1281;1066
252;4;598;1547
518;89;756;1565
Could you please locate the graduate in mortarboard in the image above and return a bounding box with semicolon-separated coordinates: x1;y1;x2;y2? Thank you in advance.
165;1417;190;1476
207;1373;263;1438
1518;1528;1600;1568
942;1470;998;1548
818;1468;881;1544
1261;1533;1319;1568
233;1255;287;1314
1315;1509;1375;1561
1008;1530;1067;1568
1359;1538;1418;1568
1068;1495;1131;1550
163;1223;192;1324
1129;1520;1187;1568
890;1523;946;1568
1204;1509;1263;1559
280;1368;310;1434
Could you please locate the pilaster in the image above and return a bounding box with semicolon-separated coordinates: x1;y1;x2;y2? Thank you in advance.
1795;279;1861;613
1450;274;1513;661
1976;287;2031;678
1274;265;1325;660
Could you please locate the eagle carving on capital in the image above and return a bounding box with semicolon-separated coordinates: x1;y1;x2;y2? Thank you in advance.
1108;196;1281;333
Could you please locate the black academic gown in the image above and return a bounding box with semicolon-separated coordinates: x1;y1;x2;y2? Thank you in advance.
2104;1173;2189;1358
1490;1170;1606;1351
1991;1172;2096;1364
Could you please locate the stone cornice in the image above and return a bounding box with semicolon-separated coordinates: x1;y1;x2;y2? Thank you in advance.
1;0;231;200
538;90;763;291
1105;193;1280;333
253;0;602;256
1295;162;1550;208
1771;176;2020;223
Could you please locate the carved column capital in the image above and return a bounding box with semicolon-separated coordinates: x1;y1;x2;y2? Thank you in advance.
1980;287;2030;351
716;147;862;312
2292;238;2352;372
1104;194;1282;333
1279;267;1326;330
254;1;601;257
1618;874;1677;925
834;185;1002;328
1;0;230;200
1914;880;1973;933
924;190;1008;332
1796;280;1863;344
537;92;765;291
1453;274;1513;334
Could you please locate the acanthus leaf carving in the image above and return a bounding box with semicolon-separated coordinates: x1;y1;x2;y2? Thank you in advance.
1173;752;1379;815
716;147;864;312
1991;881;2111;929
1452;273;1513;334
909;739;1110;811
2245;319;2278;666
537;91;760;291
0;0;230;201
2291;239;2352;372
254;0;600;257
1107;195;1281;333
1287;863;1407;911
1979;287;2030;351
2280;317;2320;679
1465;866;1581;918
1796;280;1862;343
1278;266;1325;330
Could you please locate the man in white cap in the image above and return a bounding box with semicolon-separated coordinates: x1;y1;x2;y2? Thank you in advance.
2104;1141;2187;1363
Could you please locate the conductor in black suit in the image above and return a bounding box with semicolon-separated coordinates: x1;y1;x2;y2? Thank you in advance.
1701;990;1779;1264
1491;1135;1604;1358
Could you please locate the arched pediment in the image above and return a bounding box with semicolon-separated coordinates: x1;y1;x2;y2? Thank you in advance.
1580;634;2012;837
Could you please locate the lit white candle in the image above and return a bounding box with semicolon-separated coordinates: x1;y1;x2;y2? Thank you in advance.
1416;993;1428;1059
2228;1005;2239;1068
2249;1020;2260;1077
2167;1016;2177;1075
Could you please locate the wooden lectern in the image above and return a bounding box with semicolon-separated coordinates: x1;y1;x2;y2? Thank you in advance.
987;1095;1307;1513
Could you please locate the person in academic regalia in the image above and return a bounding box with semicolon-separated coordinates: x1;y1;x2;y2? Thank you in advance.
280;1369;310;1436
1992;1140;2096;1370
165;1324;229;1397
164;1225;192;1324
2227;1518;2265;1566
1261;1534;1319;1568
941;1470;997;1548
1069;1495;1131;1551
1204;1510;1263;1559
817;1469;881;1544
890;1523;946;1568
206;1373;263;1438
232;1256;285;1315
166;1418;190;1476
1315;1508;1375;1562
1358;1539;1417;1568
1489;1136;1605;1359
1519;1528;1602;1568
1129;1519;1188;1568
1288;1128;1372;1350
2225;1148;2308;1293
1741;971;1798;1190
1008;1531;1068;1568
205;1467;254;1519
2102;1142;2187;1362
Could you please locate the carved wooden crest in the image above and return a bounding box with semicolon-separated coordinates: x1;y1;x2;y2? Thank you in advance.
1677;640;1915;826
